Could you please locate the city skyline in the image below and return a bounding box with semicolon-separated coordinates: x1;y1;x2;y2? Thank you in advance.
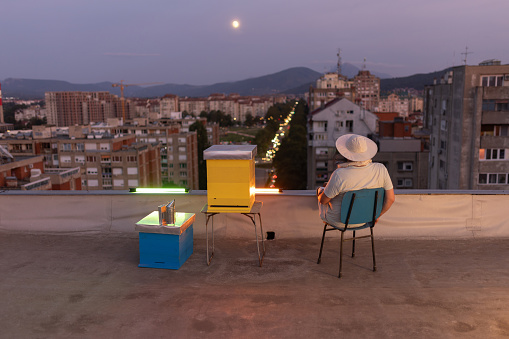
1;0;508;85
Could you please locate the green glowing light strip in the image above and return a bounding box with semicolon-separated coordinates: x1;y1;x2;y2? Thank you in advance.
130;188;187;194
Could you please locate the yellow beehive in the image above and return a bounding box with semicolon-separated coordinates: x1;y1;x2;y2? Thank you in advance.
204;145;257;213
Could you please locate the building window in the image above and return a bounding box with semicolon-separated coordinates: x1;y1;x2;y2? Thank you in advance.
180;171;187;177
346;120;353;132
87;168;98;175
483;100;508;112
397;162;413;171
114;179;124;187
494;126;509;136
479;173;508;185
86;156;97;162
127;156;137;162
127;167;138;175
397;178;413;187
316;148;328;156
61;143;72;151
314;133;327;141
75;156;85;164
179;163;187;168
481;75;504;87
112;156;122;162
479;148;506;160
60;155;71;163
316;161;327;170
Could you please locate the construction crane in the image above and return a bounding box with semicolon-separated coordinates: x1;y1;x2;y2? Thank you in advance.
112;80;163;122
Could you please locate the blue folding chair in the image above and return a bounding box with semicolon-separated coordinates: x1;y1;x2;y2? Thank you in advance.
317;188;385;278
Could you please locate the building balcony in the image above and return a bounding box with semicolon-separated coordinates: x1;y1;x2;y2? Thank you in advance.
482;111;509;125
480;135;509;148
1;190;508;337
482;86;509;100
19;177;52;190
308;139;332;148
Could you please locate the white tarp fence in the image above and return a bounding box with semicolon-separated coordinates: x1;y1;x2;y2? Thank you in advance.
1;192;508;239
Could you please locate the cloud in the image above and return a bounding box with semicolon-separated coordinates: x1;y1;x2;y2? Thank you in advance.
103;52;161;57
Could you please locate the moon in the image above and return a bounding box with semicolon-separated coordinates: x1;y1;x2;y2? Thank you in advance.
232;20;240;29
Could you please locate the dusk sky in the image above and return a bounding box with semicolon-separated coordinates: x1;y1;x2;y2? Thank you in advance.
1;0;508;85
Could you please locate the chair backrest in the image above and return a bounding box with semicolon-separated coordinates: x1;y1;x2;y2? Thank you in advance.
340;188;385;225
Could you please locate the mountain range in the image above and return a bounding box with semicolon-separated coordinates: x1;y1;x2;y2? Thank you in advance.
1;63;449;100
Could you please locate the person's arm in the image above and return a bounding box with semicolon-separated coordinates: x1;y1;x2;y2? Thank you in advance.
376;188;395;223
318;189;331;205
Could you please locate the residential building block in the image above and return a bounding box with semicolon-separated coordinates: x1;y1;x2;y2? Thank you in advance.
424;63;509;190
307;98;378;188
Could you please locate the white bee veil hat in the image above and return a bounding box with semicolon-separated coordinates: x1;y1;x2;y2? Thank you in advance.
335;134;378;162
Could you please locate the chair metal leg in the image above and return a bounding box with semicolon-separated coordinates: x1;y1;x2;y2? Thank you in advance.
351;230;356;258
339;231;344;278
370;227;377;272
317;223;327;264
254;212;266;267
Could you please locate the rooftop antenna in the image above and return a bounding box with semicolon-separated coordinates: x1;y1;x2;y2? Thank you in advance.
362;57;367;71
461;46;473;65
337;48;342;76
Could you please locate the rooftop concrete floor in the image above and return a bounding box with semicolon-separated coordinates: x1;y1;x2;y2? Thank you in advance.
1;233;509;338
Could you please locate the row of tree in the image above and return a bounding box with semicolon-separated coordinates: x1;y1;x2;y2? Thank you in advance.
171;101;309;190
253;102;295;158
272;100;308;190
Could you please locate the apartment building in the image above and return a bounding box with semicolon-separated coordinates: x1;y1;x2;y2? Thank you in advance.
179;98;208;116
352;70;380;112
307;97;428;189
178;94;273;122
178;117;220;146
0;145;81;191
424;62;509;189
58;130;161;190
160;94;179;116
131;98;159;119
45;91;121;126
308;72;355;111
307;98;378;188
161;132;198;189
378;93;409;117
409;96;424;113
0;126;161;190
372;116;429;190
378;117;413;138
91;119;203;190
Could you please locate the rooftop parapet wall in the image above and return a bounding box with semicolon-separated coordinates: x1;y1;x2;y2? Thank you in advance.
0;190;508;239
